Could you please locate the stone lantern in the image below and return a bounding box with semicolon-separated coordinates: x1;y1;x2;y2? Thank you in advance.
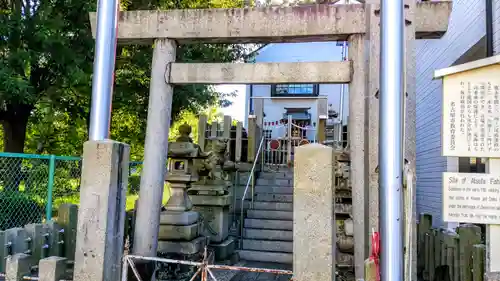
163;142;200;211
156;139;208;281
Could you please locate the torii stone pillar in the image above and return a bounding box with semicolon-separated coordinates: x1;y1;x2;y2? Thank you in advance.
349;1;431;280
403;2;418;281
347;31;368;280
133;38;177;259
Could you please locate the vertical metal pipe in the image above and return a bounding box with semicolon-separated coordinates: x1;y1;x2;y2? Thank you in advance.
89;0;119;141
287;115;293;164
121;257;129;281
133;39;177;257
337;41;348;143
46;155;56;221
486;0;494;57
379;0;405;281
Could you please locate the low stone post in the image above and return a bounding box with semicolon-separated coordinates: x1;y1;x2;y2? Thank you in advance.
317;118;326;144
247;116;257;163
418;213;432;277
198;114;208;151
223;115;232;157
235;121;243;163
435;230;443;270
429;229;438;281
293;143;335;281
73;140;130;281
423;231;431;281
441;231;459;281
0;231;7;273
6;253;32;281
317;96;328;144
45;221;64;257
472;244;486;281
39;257;68;281
457;224;482;281
57;204;78;261
24;223;48;262
5;228;29;255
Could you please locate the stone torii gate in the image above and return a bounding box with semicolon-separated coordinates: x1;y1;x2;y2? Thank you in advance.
84;2;451;280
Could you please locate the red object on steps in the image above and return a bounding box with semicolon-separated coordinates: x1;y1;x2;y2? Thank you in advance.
370;231;380;281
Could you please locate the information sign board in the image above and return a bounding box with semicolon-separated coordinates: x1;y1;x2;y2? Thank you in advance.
443;172;500;224
442;66;500;157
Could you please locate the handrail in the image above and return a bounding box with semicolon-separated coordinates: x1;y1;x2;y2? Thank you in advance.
239;135;266;242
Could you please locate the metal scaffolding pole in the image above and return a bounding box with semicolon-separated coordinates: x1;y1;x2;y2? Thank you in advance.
337;41;347;144
88;0;119;141
379;0;405;281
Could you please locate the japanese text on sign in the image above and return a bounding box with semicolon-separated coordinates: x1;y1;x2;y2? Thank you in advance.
443;172;500;224
443;80;500;157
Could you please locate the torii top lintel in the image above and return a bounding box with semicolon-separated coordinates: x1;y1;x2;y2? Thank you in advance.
89;1;452;45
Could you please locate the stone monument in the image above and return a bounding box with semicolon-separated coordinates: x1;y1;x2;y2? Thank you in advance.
156;132;207;281
188;137;237;262
334;149;355;280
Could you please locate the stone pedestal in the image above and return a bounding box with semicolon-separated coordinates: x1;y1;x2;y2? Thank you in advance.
157;210;205;256
293;144;335;281
73;140;130;281
189;181;235;262
156;209;205;281
157;209;206;281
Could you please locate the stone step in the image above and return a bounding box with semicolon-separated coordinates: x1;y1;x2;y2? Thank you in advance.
255;186;293;194
259;171;293;180
247;210;293;220
237;174;254;186
236;177;250;187
238;250;292;264
243;228;293;241
335;203;353;216
256;178;293;187
253;202;293;211
242;239;293;253
255;194;293;203
244;219;293;230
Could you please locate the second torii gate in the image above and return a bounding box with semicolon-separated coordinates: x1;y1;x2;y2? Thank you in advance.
88;2;452;280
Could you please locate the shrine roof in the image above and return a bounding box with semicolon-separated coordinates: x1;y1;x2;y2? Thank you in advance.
434;54;500;79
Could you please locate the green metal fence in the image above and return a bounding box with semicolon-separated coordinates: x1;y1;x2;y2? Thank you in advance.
0;152;143;230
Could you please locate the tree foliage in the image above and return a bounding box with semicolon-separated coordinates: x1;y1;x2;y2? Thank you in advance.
0;0;247;159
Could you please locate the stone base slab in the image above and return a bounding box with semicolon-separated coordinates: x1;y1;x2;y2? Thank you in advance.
157;236;206;255
214;252;240;267
155;251;203;281
158;223;199;240
209;237;236;261
486;273;500;281
190;182;229;193
160;211;199;226
337;252;354;268
190;195;232;206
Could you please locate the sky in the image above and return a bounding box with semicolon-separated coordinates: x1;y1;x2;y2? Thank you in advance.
215;84;246;122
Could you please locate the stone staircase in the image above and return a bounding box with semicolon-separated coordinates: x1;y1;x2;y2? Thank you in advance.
236;157;354;275
238;169;294;264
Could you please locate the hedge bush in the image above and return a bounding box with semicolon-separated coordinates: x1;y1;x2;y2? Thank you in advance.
0;191;45;230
